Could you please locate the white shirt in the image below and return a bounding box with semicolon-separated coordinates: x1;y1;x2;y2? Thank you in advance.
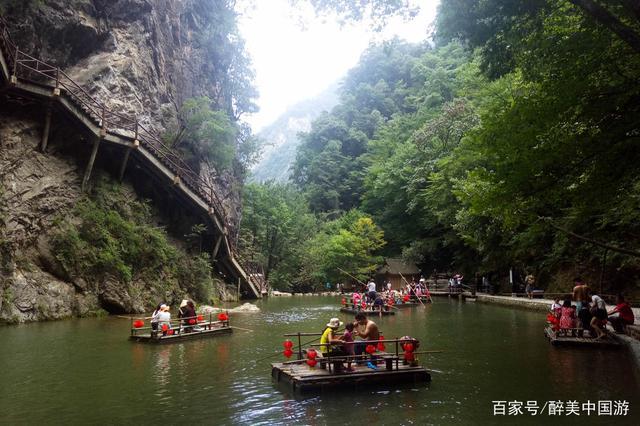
367;281;376;292
592;295;606;310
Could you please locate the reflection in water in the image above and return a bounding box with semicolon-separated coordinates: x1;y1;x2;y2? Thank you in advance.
153;346;173;392
0;297;638;425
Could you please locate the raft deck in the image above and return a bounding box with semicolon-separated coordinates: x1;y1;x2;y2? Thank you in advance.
544;326;622;348
130;317;233;344
340;307;395;316
272;357;430;394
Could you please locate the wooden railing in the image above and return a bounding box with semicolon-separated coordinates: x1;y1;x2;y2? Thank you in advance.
0;15;262;295
0;15;227;227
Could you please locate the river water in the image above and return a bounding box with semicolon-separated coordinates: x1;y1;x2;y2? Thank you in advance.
0;296;638;425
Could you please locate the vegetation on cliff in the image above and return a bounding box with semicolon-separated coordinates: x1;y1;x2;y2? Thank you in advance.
50;178;219;308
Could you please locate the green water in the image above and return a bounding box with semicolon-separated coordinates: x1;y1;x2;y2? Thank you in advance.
0;297;638;425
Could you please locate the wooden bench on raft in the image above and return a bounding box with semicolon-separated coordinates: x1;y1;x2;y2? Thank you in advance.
316;352;402;374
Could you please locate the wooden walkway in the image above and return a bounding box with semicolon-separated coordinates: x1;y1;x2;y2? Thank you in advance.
0;15;259;298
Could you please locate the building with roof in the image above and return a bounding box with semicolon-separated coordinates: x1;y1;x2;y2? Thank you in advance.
376;258;421;290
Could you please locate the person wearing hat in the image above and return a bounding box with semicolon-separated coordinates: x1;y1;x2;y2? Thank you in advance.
157;305;171;336
148;303;165;335
320;318;346;357
178;299;196;333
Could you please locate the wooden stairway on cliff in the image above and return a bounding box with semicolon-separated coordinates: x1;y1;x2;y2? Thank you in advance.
0;15;261;298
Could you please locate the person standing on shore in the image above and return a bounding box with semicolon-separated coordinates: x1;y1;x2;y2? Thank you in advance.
524;274;535;299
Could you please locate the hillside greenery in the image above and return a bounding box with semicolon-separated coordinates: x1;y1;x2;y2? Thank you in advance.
241;0;640;297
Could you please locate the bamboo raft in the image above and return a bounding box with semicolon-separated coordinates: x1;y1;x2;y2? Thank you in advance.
544;326;622;348
272;335;431;394
339;307;395;316
272;357;430;394
129;314;232;344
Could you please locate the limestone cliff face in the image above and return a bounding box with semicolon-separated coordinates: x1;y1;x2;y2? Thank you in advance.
3;0;242;229
0;0;246;322
0;113;100;321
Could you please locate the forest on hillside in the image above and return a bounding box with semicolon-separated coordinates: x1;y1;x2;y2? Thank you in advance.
239;0;640;297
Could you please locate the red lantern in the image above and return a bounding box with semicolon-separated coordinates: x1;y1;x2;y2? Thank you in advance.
341;298;346;306
365;344;376;354
403;295;410;302
188;319;196;325
307;349;317;359
161;324;169;332
218;313;229;322
283;349;293;358
283;340;294;349
133;320;144;328
197;315;204;321
306;358;317;367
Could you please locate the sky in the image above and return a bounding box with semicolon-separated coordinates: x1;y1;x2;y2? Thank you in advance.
237;0;440;133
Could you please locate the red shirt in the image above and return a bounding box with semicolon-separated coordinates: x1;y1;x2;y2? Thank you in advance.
614;303;634;324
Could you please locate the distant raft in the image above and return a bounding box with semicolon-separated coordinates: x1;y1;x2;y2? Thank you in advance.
339;307;395;316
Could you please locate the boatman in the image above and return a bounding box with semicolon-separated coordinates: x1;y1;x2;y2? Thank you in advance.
367;278;377;304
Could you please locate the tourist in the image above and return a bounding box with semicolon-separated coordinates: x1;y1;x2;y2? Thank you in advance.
572;277;590;312
559;299;576;332
353;312;380;357
373;294;385;313
608;294;635;333
320;317;346;357
524;274;535;299
157;305;171;336
149;303;164;334
352;291;362;310
178;299;197;332
590;308;608;339
386;280;392;293
577;299;593;337
590;292;607;335
340;322;356;371
550;298;562;318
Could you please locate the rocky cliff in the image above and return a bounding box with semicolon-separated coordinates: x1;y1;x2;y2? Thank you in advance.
0;0;250;323
2;0;244;228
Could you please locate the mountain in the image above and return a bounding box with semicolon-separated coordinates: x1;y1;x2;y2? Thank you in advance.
250;83;339;182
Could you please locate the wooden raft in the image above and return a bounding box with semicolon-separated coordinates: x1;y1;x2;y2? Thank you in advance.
272;358;430;394
130;318;233;344
544;326;622;348
339;307;395;316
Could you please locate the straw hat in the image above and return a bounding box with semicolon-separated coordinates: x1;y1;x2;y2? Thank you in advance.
180;299;188;308
326;318;343;328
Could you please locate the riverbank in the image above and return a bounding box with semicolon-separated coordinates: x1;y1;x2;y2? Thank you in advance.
469;293;640;375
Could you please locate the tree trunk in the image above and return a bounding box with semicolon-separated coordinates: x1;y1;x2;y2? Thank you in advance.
569;0;640;54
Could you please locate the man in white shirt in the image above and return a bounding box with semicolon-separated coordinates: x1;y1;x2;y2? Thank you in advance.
367;279;377;304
